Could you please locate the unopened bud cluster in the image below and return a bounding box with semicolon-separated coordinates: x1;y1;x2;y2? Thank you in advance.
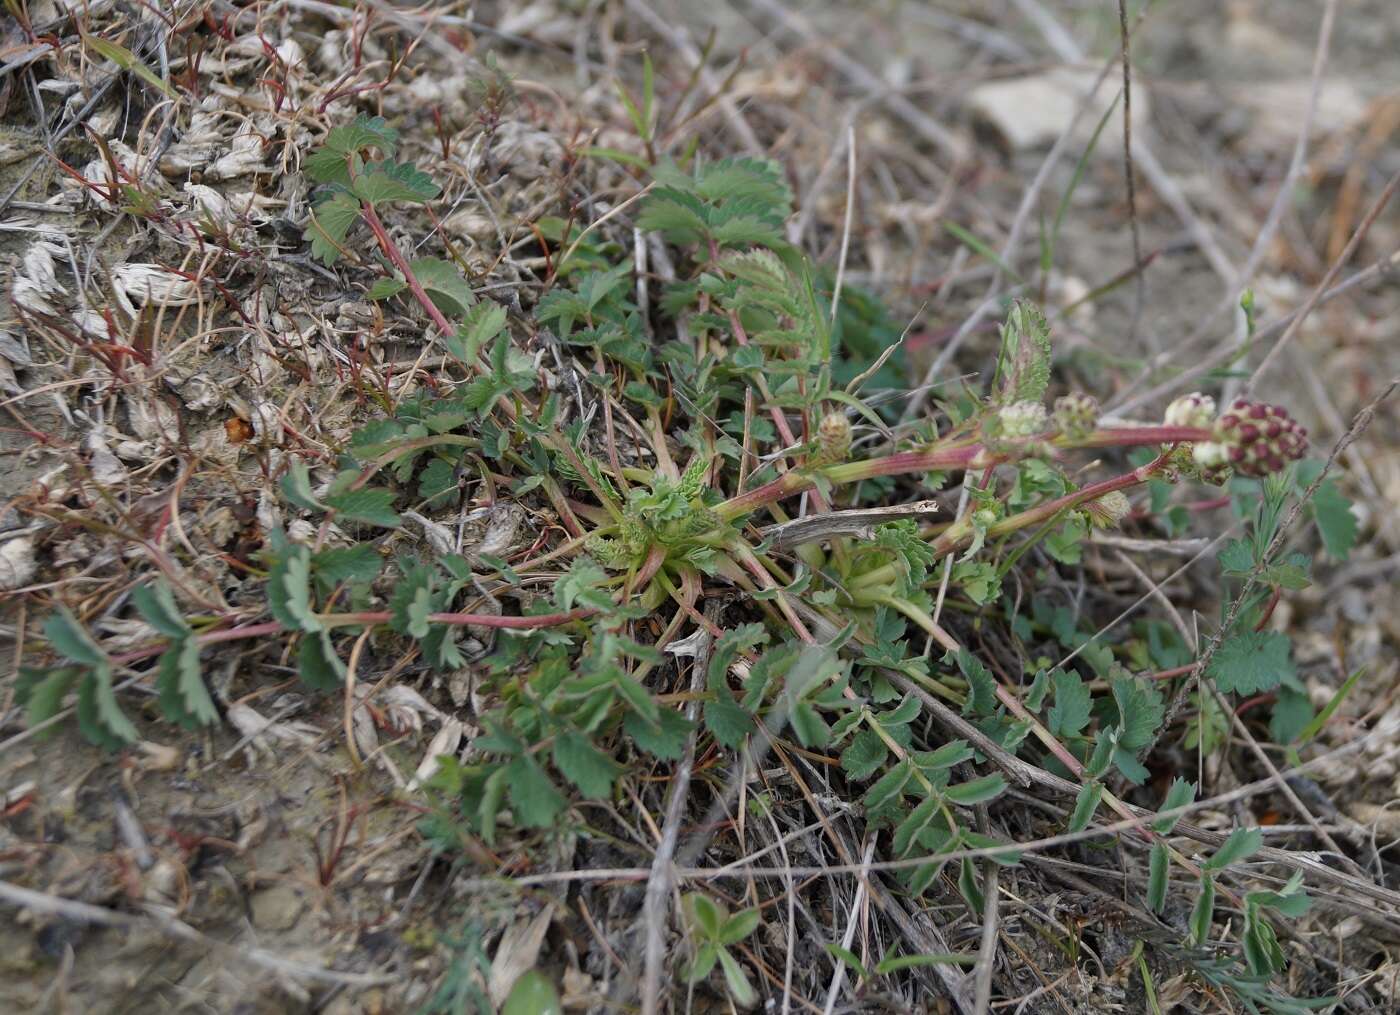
1214;399;1308;477
997;400;1049;438
1053;393;1098;438
812;411;852;465
1172;393;1308;479
1084;490;1131;528
1164;392;1215;430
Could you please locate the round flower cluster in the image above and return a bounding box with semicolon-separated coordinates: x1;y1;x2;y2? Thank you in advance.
1053;392;1098;438
1213;399;1308;477
997;400;1049;438
1183;396;1308;479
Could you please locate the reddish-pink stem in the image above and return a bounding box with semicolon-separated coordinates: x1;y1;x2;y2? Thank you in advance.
108;542;668;669
361;203;456;338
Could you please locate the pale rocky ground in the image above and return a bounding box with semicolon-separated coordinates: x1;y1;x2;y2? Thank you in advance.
1;1;1397;1012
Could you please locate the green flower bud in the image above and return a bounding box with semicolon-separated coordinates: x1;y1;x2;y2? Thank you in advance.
1164;392;1216;429
1053;392;1098;438
997;400;1048;437
812;411;852;465
1085;490;1131;528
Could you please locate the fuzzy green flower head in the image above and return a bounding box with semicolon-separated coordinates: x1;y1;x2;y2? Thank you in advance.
997;400;1049;438
1053;392;1098;438
814;411;851;464
1191;441;1228;469
1164;392;1216;429
1085;490;1131;528
1214;399;1308;477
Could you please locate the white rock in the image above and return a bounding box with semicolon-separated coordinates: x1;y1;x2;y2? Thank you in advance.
0;535;37;591
1229;79;1368;152
966;68;1150;153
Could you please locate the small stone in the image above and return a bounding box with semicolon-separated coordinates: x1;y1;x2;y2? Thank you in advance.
250;885;305;931
967;68;1151;153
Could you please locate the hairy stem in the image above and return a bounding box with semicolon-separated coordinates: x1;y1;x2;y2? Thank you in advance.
715;426;1209;522
361;203;457;339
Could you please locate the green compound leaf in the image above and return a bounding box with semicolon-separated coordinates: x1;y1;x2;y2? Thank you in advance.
405;583;434;639
1190;874;1216;946
1205;826;1263;872
1068;781;1102;833
280;460;325;512
418;458;458;506
445;300;508;364
156;636;218;729
789;701;830;748
553;730;622;799
298;630;347;692
1243;911;1286;976
366;277;407;301
554;556;612;612
1152;777;1197;835
324;487;401;528
945;773;1007;807
613;673;660;726
1047;669;1092;738
864;759;914;812
1269;685;1315;746
389;565;435;636
841;728;889;780
624;707;694;760
1207;630;1295;695
1147;842;1169;913
506;753;567;828
14;667;82;740
268;542;322;633
1110;673;1165;751
306;114;398;185
76;667;138;749
312;544;382;594
304;190;362;266
892;795;941;857
1310;478;1357;561
325;114;397;156
406;257;475;317
950;649;997;718
353;160;441;205
131;579;190;640
716;947;757;1007
45;608;107;669
704;696;754;749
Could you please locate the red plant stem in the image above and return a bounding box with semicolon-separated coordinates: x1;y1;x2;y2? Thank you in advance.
1067;425;1214;449
360;204;456;338
327;608;594;628
715;426;1211;523
106;609;593;670
715;443;985;521
986;451;1170;538
108;540;668;668
1254;586;1283;632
